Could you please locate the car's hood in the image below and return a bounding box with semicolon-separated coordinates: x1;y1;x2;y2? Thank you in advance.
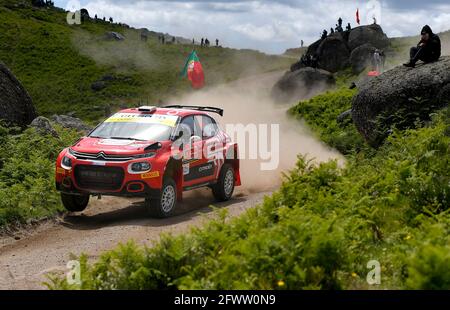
71;137;156;155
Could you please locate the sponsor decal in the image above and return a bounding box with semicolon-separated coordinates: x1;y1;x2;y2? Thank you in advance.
183;163;190;176
198;163;213;172
184;162;216;182
141;171;160;179
104;113;179;127
98;139;135;146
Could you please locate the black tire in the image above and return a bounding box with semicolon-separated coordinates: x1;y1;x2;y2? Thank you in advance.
61;193;90;212
146;178;177;218
212;164;235;202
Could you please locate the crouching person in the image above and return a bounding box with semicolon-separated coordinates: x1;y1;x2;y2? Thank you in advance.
404;25;441;68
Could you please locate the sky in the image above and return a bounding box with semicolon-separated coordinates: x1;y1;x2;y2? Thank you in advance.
56;0;450;54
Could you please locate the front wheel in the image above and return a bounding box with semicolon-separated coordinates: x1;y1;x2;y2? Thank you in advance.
212;164;235;202
61;193;90;212
146;178;177;218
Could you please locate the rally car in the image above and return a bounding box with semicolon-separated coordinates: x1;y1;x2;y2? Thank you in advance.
55;105;241;218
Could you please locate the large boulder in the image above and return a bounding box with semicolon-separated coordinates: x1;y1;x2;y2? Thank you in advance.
306;38;323;56
316;37;350;73
348;24;389;51
104;31;125;41
352;56;450;147
271;67;336;103
30;116;59;138
0;63;37;127
350;43;377;74
51;115;92;132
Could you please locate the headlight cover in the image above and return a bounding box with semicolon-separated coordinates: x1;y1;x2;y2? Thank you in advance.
128;162;152;174
61;156;72;169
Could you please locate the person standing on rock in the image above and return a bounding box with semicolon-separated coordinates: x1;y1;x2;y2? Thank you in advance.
404;25;441;68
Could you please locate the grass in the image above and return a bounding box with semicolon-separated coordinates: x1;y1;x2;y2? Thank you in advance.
289;87;365;154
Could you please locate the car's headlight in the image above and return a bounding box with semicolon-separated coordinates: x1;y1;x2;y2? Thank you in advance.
61;156;72;169
128;162;151;173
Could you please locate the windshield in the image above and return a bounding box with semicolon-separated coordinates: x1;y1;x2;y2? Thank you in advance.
89;113;179;141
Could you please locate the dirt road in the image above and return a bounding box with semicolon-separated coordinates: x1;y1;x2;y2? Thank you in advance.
0;71;342;289
0;189;270;290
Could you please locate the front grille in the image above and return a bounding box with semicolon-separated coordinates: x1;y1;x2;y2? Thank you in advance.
74;165;124;191
70;149;134;162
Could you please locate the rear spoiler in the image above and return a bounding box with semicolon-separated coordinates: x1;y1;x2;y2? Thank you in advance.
163;105;224;117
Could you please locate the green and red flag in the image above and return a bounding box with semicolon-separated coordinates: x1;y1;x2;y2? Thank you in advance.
181;51;205;89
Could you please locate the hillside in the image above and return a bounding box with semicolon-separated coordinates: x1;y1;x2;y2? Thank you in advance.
0;0;291;123
0;0;292;228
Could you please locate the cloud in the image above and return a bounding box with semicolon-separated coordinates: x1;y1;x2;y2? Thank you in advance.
55;0;450;54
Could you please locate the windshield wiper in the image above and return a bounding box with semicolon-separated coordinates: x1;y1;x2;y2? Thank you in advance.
109;136;146;141
89;135;107;139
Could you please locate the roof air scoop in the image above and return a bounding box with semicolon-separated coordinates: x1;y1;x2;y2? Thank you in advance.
138;106;157;113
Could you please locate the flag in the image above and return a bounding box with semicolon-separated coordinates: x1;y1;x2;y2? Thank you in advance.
356;8;360;25
181;51;205;89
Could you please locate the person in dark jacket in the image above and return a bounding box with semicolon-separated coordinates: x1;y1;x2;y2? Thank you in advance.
404;25;441;68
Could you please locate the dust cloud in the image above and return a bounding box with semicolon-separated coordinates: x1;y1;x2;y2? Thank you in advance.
167;71;344;194
71;29;158;72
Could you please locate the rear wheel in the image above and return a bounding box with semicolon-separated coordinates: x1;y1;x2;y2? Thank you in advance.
212;164;235;202
61;193;90;212
146;178;177;218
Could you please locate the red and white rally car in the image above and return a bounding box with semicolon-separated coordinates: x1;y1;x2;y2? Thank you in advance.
55;105;241;218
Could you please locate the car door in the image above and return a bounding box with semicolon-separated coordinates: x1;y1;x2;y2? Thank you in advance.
199;115;223;181
179;115;211;187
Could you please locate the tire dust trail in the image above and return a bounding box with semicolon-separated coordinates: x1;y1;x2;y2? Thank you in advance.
0;71;342;290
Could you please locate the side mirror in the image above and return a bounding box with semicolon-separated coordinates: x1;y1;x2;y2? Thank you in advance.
172;130;184;141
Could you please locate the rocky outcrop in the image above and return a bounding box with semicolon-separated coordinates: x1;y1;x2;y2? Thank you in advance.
316;37;350;73
271;67;335;103
350;44;377;74
348;24;389;51
0;63;37;127
352;57;450;147
30;116;59;138
91;81;106;91
291;24;389;74
104;32;125;41
51;115;92;132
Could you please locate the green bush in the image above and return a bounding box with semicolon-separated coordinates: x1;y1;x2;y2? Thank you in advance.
0;124;78;227
289;88;365;154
